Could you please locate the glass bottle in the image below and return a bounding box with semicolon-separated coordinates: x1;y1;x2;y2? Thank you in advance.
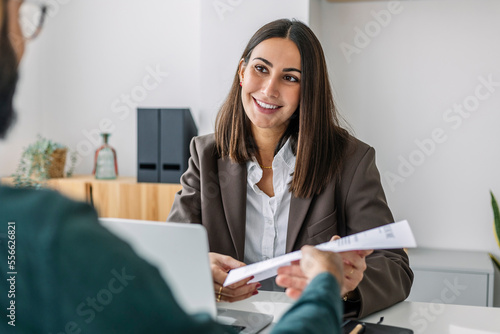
93;133;118;179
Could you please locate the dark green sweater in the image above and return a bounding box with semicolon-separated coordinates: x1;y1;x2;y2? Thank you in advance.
0;186;342;333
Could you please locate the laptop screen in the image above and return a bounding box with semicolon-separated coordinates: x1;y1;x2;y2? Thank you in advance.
99;218;217;318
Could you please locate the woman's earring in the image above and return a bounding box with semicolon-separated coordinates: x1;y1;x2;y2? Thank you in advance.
239;81;242;87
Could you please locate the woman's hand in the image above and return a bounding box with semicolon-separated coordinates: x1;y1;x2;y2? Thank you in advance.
330;235;373;296
209;252;261;303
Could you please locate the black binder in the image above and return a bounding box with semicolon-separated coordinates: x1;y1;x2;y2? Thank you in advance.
137;108;197;183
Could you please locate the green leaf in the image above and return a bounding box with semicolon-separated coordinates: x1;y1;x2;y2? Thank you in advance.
490;191;500;248
489;253;500;271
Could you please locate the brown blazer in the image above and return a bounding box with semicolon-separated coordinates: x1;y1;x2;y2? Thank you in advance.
167;134;413;318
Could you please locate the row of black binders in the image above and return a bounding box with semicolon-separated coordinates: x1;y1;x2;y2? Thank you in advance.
137;108;197;183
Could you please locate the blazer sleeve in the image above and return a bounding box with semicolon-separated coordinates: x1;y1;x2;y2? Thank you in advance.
341;146;413;318
167;137;203;224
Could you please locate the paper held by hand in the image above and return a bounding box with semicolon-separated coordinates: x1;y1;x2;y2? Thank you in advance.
223;220;417;287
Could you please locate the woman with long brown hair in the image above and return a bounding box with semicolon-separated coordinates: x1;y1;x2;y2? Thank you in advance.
168;18;413;318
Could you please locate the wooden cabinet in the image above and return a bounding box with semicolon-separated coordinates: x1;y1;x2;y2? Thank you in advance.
88;177;182;221
2;175;182;221
407;248;495;307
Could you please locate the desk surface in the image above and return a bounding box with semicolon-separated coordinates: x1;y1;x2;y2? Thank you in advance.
221;291;500;333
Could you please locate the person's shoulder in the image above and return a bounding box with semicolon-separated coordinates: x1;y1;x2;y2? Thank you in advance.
193;133;216;147
191;133;219;158
338;135;378;176
0;184;89;207
1;185;60;206
0;185;96;228
344;134;373;160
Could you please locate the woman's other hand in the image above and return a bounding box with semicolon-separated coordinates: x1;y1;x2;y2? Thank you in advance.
329;235;373;296
209;252;261;302
276;235;372;299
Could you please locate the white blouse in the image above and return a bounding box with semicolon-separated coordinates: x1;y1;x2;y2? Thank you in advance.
244;139;296;265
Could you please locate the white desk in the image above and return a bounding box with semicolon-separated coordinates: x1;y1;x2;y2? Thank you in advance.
221;291;500;333
363;301;500;333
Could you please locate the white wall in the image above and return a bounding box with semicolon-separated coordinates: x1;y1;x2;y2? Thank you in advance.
45;0;203;177
319;0;500;255
1;0;201;177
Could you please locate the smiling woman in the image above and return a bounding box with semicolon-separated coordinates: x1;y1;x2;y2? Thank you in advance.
168;18;413;319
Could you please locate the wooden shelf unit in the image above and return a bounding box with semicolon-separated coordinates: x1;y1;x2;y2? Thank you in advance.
1;175;182;222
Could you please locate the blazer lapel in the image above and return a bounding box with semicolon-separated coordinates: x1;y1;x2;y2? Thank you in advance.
286;195;313;253
218;158;247;261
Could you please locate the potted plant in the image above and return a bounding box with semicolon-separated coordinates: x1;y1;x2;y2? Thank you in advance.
11;135;76;189
489;191;500;270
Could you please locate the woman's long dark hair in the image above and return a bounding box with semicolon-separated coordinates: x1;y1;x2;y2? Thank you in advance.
215;19;349;198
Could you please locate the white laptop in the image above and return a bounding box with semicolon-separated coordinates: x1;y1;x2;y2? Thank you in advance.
99;218;273;334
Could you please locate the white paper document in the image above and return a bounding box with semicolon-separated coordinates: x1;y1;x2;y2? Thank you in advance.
223;220;416;287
